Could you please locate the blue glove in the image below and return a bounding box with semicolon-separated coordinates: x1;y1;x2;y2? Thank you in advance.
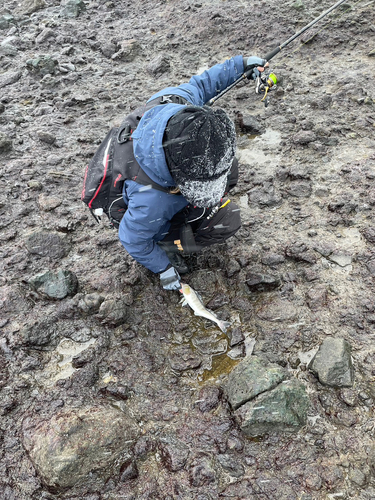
160;266;181;291
243;56;267;80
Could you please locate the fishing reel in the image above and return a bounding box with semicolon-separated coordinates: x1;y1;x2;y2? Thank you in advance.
255;72;278;107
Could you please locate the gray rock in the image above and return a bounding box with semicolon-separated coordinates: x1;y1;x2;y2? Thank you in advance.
261;253;285;266
36;130;56;145
0;353;9;388
112;39;142;62
60;0;86;18
99;382;130;401
0;14;14;30
195;385;222;412
224;355;288;410
227;326;245;348
98;297;130;326
147;54;171;76
256;296;298;322
0;70;22;89
101;42;118;58
17;0;46;15
238;114;264;135
217;454;245;477
168;345;202;371
235;378;309;437
158;436;190;471
245;271;280;291
0;285;32;318
21;406;139;489
362;226;375;243
119;456;138;482
38;193;62;211
292;130;317;144
366;260;375;276
286;181;312;198
248;183;282;208
26;56;58;76
29;269;78;299
25;231;70;259
289;164;312;179
35;28;55;45
308;337;354;387
285;241;317;264
192;334;227;355
226;257;241;277
77;293;105;315
19;319;59;347
320;136;339;146
328;199;357;214
306;285;328;310
0;37;18;56
349;467;368;487
0;132;12;153
189;456;216;487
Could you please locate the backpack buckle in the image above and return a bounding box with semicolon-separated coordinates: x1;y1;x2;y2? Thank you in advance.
117;123;132;144
160;95;173;104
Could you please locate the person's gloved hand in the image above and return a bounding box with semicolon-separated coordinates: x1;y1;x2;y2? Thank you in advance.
243;56;268;80
160;266;181;291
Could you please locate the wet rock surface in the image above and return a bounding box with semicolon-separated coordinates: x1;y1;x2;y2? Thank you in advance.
29;269;78;299
0;0;375;498
224;355;288;410
236;378;309;437
21;406;139;489
309;337;355;387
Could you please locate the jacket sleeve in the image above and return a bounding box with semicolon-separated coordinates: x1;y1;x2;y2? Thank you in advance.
187;55;245;105
118;184;187;273
148;55;245;106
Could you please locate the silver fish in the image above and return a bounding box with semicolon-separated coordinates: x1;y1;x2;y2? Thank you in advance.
179;283;231;333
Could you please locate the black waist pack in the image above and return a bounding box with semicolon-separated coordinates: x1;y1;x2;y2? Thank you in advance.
81;94;189;228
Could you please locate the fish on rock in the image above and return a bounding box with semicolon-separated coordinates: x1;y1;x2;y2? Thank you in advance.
179;283;231;333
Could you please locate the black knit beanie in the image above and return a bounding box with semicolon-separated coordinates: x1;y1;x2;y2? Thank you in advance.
163;106;236;207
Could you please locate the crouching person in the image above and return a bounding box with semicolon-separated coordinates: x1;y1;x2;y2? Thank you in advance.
117;55;266;290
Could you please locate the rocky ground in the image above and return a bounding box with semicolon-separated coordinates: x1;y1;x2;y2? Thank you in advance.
1;0;375;498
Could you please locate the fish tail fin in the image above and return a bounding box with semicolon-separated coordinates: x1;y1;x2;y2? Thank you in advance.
218;321;231;334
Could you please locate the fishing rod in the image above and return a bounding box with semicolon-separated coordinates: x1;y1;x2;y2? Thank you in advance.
207;0;349;107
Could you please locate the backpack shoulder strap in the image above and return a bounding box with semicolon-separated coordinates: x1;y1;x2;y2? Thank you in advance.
116;94;190;144
117;94;190;193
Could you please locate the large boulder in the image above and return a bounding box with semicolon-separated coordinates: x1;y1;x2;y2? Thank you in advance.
224;355;288;410
224;356;309;437
235;378;309;437
22;406;139;489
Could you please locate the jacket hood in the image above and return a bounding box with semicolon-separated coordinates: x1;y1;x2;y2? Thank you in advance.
131;103;186;188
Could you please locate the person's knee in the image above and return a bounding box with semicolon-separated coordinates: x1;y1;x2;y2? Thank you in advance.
194;201;241;246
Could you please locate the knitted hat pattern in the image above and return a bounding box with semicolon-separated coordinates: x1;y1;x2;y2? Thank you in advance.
163;106;236;207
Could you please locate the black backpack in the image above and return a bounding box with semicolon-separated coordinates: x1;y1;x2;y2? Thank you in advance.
81;94;188;228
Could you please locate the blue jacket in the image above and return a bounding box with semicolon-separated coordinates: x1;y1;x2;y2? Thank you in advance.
118;55;245;273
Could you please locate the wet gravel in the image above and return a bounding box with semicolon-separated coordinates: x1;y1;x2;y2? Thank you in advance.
1;0;375;498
